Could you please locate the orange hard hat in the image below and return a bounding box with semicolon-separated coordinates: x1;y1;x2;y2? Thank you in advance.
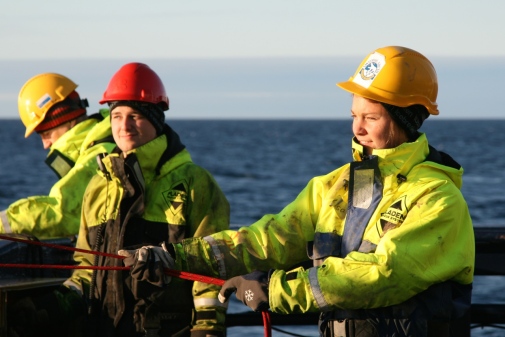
337;46;439;115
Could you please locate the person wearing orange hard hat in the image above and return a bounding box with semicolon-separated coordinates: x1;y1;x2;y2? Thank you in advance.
0;73;115;239
120;47;474;337
8;63;230;337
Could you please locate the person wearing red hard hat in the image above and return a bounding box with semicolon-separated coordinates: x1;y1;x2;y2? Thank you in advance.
99;63;170;153
10;63;230;337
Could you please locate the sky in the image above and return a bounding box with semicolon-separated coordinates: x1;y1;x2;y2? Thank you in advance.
1;0;504;119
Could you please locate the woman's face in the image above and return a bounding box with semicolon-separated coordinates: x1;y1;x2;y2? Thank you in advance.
351;95;408;155
111;105;157;153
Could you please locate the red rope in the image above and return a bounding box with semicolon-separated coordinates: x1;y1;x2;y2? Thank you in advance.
0;263;127;271
0;234;272;336
262;311;272;337
0;234;226;285
0;234;122;259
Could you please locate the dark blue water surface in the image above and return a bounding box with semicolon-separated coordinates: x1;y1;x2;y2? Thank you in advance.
1;119;504;336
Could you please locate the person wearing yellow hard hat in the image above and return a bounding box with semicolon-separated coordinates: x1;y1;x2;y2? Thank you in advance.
8;63;230;337
120;47;474;337
0;73;116;238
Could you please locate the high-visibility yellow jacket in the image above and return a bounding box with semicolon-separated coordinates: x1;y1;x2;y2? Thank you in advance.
175;133;474;321
0;109;115;239
67;125;230;336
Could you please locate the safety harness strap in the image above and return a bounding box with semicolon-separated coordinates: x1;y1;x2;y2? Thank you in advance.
341;156;383;257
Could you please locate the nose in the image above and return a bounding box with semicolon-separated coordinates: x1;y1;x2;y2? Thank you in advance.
41;138;52;150
352;118;365;136
119;116;132;130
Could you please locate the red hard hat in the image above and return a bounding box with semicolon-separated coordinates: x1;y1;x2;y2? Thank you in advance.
100;63;169;110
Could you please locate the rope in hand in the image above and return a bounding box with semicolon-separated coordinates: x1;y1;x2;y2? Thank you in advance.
0;234;272;337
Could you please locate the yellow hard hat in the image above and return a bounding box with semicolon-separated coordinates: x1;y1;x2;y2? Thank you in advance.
337;46;439;115
18;73;78;137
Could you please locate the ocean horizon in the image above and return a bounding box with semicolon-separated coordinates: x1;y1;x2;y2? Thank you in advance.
1;56;504;121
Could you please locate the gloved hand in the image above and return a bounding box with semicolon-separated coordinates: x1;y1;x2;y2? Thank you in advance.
118;242;175;287
218;270;271;312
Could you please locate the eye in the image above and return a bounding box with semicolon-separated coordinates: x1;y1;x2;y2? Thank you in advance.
39;131;50;139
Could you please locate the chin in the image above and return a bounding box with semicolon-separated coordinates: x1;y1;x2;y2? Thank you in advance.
118;142;135;153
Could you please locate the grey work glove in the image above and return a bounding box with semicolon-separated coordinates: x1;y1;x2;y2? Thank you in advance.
118;242;175;287
218;270;271;312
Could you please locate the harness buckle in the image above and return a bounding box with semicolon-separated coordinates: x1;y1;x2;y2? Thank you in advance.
332;319;347;337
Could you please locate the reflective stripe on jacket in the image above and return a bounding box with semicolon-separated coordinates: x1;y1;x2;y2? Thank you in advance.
0;109;114;238
176;133;474;321
69;125;230;335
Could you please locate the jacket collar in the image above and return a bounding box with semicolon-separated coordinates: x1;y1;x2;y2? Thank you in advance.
48;117;98;163
351;133;430;179
108;124;190;184
350;133;463;187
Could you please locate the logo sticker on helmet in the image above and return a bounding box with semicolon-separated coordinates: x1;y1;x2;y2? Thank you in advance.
353;52;386;89
36;93;52;109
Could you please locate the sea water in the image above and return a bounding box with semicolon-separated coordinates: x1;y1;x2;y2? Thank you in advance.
1;119;504;336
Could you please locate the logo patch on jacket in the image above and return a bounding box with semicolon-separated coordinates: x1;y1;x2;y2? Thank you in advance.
162;183;187;216
379;196;408;235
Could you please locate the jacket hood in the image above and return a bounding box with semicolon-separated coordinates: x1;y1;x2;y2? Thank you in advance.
49;109;112;164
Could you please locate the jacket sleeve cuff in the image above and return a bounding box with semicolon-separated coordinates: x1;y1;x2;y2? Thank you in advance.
177;237;222;278
173;242;187;271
